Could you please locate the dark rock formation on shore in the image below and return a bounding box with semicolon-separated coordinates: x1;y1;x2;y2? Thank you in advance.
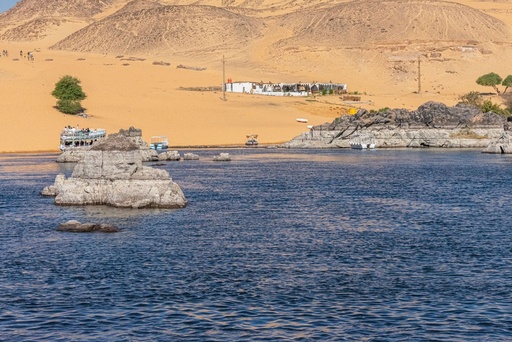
284;101;507;149
57;127;158;163
43;129;187;208
57;220;120;233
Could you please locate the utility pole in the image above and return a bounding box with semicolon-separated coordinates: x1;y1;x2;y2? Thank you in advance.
417;55;421;94
222;55;226;101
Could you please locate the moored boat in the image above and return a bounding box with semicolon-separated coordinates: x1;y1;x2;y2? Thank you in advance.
59;127;106;151
150;136;169;150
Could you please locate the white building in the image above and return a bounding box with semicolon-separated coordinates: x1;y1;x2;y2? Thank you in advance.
225;81;347;97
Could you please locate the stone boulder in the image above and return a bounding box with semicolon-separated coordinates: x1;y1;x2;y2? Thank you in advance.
57;220;120;233
43;131;187;209
41;174;66;196
158;150;181;161
56;150;85;163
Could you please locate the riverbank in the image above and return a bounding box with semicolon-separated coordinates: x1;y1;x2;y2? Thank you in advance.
0;38;489;154
285;102;508;150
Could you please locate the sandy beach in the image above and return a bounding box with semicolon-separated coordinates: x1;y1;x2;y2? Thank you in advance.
1;0;512;153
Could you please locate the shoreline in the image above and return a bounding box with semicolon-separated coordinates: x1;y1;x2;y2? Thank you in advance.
0;146;493;155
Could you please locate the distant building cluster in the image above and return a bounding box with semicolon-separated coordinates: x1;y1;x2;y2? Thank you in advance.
225;80;347;97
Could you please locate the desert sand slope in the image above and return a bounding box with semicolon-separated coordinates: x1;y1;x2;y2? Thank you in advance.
2;0;512;152
50;5;264;57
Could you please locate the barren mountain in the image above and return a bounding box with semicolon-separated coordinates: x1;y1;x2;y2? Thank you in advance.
112;0;164;15
278;0;512;49
0;0;125;41
2;0;512;53
0;18;67;42
0;0;121;21
158;0;350;13
49;5;264;56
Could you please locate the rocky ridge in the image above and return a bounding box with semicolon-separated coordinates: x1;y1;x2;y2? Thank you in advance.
284;102;508;149
49;5;264;56
2;0;510;58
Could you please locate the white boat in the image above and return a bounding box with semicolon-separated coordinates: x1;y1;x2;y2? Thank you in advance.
150;136;169;150
59;127;106;151
350;133;376;150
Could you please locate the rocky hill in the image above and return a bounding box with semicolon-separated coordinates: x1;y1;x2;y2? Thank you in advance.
278;1;512;49
1;0;511;54
0;0;123;41
1;0;120;20
49;4;264;56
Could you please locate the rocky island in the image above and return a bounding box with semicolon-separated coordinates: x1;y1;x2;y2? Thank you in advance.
42;129;187;209
285;102;508;150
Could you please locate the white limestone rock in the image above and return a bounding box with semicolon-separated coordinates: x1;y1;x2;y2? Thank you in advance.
183;153;200;160
158;150;181;161
41;174;66;196
44;130;187;209
213;153;231;161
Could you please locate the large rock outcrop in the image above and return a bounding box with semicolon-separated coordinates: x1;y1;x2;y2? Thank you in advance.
284;102;507;149
43;130;187;209
57;127;158;163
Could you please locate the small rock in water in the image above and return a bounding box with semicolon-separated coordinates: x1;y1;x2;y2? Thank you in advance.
213;153;231;161
183;153;200;160
57;220;120;233
158;150;181;161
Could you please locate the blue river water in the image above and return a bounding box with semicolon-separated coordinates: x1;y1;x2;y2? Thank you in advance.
1;148;512;341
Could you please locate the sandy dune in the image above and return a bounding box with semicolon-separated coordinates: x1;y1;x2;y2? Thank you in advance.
1;0;512;152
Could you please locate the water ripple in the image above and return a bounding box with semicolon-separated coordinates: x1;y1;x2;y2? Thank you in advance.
1;149;512;340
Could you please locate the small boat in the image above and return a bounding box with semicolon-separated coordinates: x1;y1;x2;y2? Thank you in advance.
245;134;259;146
350;133;376;150
59;127;106;152
296;118;308;123
150;136;169;150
